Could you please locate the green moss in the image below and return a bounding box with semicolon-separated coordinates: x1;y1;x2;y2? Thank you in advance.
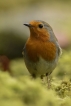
0;50;71;106
0;71;60;106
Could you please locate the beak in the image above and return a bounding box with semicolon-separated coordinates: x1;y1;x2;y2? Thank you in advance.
23;23;32;27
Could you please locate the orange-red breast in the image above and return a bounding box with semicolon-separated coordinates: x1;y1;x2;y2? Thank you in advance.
22;20;62;79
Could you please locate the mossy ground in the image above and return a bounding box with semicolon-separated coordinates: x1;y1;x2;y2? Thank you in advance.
0;50;71;106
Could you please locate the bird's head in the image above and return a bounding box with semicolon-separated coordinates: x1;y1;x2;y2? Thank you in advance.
24;20;57;42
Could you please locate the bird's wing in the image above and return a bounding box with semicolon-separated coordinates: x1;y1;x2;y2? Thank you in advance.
56;41;62;56
58;46;62;56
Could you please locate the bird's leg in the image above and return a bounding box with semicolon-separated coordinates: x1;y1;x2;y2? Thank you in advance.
40;75;44;79
32;73;36;78
40;74;47;85
46;73;51;89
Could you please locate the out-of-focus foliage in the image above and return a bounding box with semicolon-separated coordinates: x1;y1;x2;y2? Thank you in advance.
0;30;26;58
0;0;71;10
53;50;71;79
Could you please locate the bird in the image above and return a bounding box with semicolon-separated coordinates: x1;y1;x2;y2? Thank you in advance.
22;20;62;85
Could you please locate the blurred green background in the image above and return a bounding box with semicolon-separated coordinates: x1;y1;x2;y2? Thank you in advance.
0;0;71;106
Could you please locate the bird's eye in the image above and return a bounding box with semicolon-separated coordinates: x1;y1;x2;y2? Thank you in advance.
38;24;43;28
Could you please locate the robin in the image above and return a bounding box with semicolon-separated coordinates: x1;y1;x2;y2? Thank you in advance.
22;20;62;83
